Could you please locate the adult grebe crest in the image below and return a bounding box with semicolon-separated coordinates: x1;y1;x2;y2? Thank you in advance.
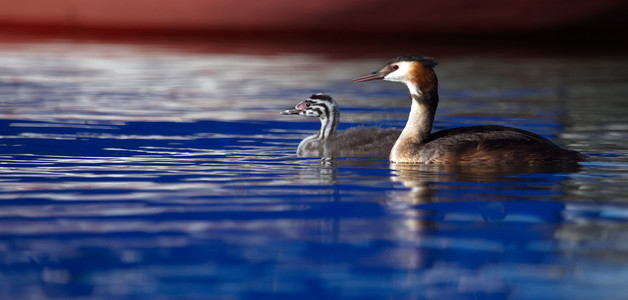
353;55;587;164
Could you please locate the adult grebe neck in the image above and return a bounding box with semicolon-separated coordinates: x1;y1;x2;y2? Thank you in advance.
391;77;438;162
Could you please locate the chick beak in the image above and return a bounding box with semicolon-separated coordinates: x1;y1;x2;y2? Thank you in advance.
280;101;307;115
280;108;301;115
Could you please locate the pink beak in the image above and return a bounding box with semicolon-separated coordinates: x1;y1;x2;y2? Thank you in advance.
280;100;307;115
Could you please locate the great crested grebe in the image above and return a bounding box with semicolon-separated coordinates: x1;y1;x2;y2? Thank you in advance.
353;54;587;164
281;93;401;157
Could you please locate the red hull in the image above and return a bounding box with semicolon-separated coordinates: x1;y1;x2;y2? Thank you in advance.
1;0;627;36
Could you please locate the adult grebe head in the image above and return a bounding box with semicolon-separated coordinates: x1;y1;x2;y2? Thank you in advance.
353;55;439;98
281;93;337;119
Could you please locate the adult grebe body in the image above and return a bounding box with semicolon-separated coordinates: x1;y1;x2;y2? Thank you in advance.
282;93;400;157
353;55;587;164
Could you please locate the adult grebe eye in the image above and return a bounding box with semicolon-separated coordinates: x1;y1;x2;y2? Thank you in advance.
392;65;399;70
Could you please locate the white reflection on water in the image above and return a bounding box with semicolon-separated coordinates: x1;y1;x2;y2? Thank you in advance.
0;42;377;122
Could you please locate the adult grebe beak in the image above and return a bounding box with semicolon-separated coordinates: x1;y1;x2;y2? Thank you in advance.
352;71;386;82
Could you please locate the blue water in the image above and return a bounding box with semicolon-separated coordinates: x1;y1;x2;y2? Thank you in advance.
1;40;628;299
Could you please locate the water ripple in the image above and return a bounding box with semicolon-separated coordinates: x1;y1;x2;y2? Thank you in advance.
1;41;628;299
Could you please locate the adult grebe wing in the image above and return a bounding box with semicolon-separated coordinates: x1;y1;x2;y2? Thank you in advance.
425;125;556;144
419;125;586;163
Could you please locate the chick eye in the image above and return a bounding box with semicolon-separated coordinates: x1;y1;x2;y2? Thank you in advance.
392;65;399;70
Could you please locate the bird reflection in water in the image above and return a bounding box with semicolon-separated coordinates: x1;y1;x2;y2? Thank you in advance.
388;162;581;233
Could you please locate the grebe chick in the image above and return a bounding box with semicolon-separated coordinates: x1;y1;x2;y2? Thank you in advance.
281;93;401;157
353;55;588;164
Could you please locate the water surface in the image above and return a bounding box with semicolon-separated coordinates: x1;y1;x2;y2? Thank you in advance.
1;40;628;299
